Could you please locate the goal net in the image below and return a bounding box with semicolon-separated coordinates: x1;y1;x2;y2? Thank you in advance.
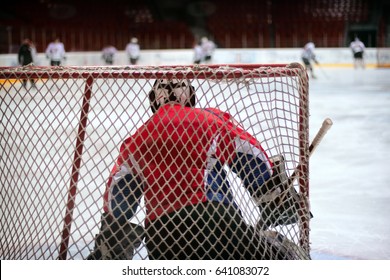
0;64;310;260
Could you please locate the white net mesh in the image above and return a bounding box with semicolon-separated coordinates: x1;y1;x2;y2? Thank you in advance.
0;64;309;260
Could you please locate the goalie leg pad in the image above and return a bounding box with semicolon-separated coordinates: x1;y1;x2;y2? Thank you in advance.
87;213;145;260
261;230;311;260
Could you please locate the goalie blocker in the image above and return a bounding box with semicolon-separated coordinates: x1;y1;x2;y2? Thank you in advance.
255;155;313;230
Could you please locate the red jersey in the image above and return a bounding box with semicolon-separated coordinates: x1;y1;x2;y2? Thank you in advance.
103;104;272;223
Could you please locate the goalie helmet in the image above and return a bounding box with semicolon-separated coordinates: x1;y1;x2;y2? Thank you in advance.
148;79;196;113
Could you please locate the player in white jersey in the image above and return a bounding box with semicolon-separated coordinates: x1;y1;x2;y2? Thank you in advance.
350;37;365;69
201;37;216;64
301;42;319;79
45;38;66;66
193;41;204;64
102;45;117;65
125;37;140;65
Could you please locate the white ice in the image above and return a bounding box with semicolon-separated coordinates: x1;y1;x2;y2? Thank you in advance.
308;67;390;260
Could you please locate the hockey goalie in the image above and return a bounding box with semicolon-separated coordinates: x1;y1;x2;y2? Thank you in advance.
87;78;311;260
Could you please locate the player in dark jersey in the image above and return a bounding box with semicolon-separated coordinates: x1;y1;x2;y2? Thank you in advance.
18;38;36;88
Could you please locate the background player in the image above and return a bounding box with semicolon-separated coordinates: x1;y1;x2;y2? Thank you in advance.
102;45;117;65
18;38;36;88
350;36;366;69
200;37;216;64
301;42;319;79
193;41;204;64
125;37;140;65
45;37;66;66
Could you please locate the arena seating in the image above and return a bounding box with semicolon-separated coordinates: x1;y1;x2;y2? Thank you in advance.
0;0;381;53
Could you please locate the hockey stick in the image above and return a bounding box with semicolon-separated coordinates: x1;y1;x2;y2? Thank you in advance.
270;117;333;215
286;117;333;188
316;63;330;79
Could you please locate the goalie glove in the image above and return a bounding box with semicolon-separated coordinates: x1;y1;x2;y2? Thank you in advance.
256;155;313;230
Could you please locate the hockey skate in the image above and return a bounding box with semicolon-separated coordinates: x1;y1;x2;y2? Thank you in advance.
86;213;145;260
257;155;313;230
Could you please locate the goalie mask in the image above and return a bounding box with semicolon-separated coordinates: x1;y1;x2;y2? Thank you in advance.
148;79;196;113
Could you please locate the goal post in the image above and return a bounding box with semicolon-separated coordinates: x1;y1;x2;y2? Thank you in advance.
0;64;310;260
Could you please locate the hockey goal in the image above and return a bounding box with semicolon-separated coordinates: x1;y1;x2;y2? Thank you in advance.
0;64;310;260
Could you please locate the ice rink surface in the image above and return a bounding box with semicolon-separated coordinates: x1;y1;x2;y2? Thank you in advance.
307;66;390;260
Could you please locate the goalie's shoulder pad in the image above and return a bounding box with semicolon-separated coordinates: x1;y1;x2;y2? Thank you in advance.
205;108;243;127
